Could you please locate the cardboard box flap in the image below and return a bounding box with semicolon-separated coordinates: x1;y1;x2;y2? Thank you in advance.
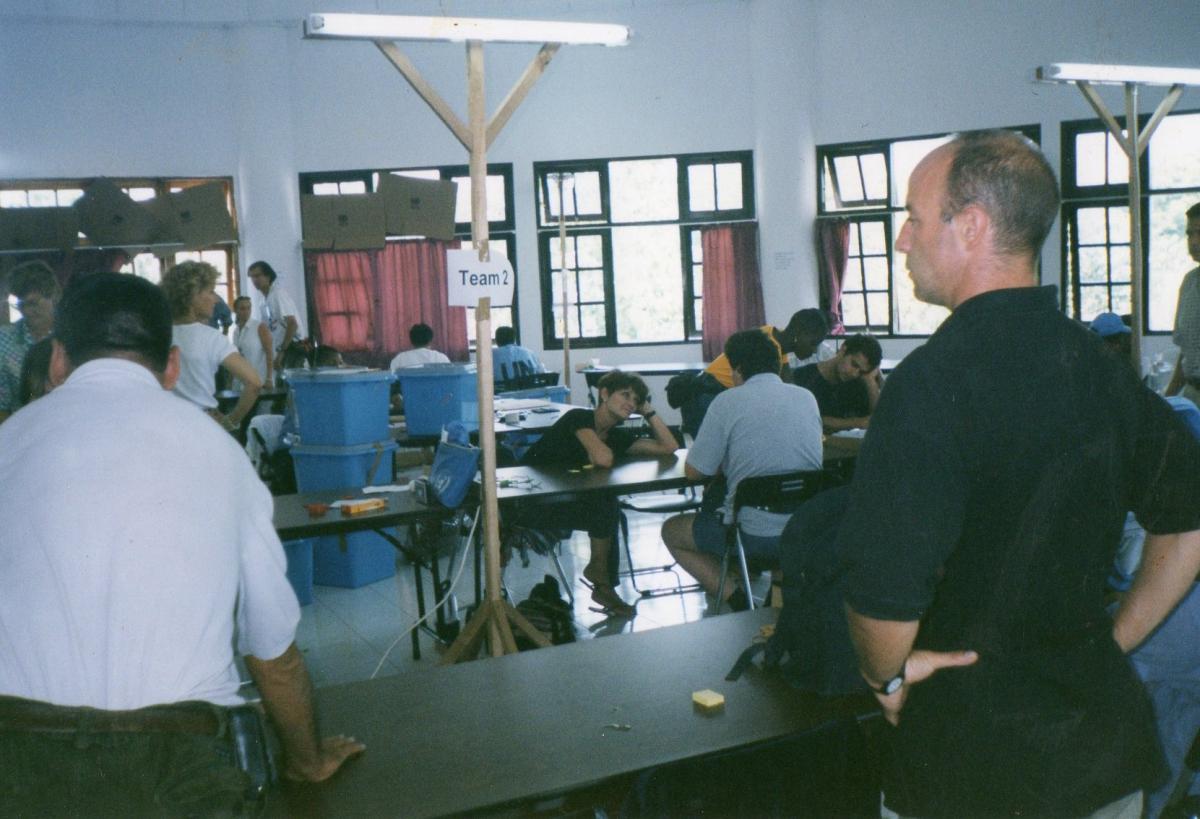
378;174;457;241
0;207;80;252
329;194;386;251
300;195;335;250
156;183;236;249
74;179;157;247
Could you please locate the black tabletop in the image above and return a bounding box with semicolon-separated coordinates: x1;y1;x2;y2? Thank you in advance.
270;609;876;818
273;488;449;541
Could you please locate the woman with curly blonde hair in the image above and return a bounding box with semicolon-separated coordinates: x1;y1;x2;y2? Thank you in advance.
160;261;261;431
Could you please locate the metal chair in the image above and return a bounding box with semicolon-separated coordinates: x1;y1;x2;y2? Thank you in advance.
715;469;827;613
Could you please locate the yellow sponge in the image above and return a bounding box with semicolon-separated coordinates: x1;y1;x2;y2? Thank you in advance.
692;689;725;713
340;497;387;516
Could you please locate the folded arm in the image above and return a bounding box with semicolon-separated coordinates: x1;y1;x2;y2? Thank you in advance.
1112;528;1200;652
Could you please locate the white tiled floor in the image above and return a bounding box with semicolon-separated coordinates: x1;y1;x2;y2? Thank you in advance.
291;499;769;688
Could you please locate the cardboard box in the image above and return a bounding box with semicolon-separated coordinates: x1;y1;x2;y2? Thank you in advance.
301;193;386;250
378;173;457;240
154;182;236;249
74;179;157;247
0;206;79;251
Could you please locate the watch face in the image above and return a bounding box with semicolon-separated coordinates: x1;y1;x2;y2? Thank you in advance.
883;675;904;695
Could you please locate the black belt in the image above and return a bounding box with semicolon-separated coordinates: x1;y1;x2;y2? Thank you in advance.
0;695;223;737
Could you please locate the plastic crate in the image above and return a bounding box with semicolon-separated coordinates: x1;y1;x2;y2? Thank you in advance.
313;531;396;588
394;364;479;436
290;440;397;493
285;367;393;446
281;538;315;606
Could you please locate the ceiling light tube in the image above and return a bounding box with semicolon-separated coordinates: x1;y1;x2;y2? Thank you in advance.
305;13;630;47
1036;63;1200;86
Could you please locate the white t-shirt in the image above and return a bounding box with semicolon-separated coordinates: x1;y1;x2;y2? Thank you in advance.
233;317;270;389
172;322;236;410
0;359;299;709
390;347;450;370
262;285;307;352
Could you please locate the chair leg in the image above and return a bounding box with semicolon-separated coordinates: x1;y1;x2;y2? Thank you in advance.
734;530;756;611
714;539;732;614
551;546;575;605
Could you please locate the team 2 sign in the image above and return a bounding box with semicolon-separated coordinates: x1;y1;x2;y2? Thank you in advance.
446;249;515;308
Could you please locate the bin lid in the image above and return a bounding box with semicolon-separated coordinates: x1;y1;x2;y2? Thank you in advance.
392;363;477;379
290;440;399;456
284;367;393;383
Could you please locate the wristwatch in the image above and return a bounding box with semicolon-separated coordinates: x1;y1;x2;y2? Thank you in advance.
869;667;905;696
642;409;657;419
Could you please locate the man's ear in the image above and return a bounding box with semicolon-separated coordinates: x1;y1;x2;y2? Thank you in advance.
49;340;72;387
955;203;989;249
160;346;181;391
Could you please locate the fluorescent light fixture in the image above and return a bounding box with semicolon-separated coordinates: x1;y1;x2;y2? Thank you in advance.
1036;62;1200;86
305;13;630;46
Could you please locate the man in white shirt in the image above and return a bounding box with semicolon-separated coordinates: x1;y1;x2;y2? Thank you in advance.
389;322;450;370
0;273;362;814
248;260;308;371
233;294;273;389
662;329;824;610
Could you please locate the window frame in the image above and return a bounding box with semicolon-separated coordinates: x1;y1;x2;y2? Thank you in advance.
816;124;1040;338
534;150;755;350
1059;110;1200;332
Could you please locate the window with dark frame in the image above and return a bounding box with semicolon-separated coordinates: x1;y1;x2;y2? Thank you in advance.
534;150;754;350
1059;111;1200;331
0;177;239;320
817;125;1039;337
299;163;517;350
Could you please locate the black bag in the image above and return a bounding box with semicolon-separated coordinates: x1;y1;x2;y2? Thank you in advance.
727;485;867;696
515;574;576;650
665;371;700;409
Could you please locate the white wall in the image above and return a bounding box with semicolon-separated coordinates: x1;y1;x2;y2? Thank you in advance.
1;0;1196;373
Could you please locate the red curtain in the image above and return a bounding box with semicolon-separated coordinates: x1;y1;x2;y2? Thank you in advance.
816;218;850;335
304;239;469;368
700;223;765;362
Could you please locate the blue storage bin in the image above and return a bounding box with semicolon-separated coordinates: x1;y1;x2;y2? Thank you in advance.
291;440;398;492
496;384;568;404
282;538;315;606
285;368;394;446
313;530;396;588
395;364;479;436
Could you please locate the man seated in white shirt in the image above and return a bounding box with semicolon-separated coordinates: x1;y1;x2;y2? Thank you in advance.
0;273;363;814
389;322;451;371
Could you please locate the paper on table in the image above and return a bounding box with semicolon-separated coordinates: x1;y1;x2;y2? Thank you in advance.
361;484;413;494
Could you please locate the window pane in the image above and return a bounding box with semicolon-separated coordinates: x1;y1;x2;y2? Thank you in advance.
1080;286;1109;320
578;268;605;302
860;153;887;201
1107;206;1130;242
611;158;677;222
451;174;506;224
1079;247;1109;283
843;258;865;291
1110;285;1131;316
131;254;162;283
28;189;55;207
1148;192;1195;331
126;187;156;202
860;221;887;255
847;223;861;255
1108;246;1131;283
56;189;83;206
831;156;864;202
1075;132;1107;187
547;171;602;219
1105;132;1129;185
687;164;715;211
312;182;340;195
715;162;744;210
1149;112;1200;189
865;292;889;326
690;229;703;259
892;214;950;333
575;234;603;268
841;294;866;328
891;137;950;206
0;190;28;207
580;305;606;337
693;301;703;333
613;224;683;343
1076;208;1108;244
339;180;367;194
398;169;440;180
549;237;575;269
863;256;889;291
692;265;703;297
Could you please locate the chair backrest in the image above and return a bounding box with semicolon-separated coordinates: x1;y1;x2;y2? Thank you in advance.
732;470;826;519
499;371;560;392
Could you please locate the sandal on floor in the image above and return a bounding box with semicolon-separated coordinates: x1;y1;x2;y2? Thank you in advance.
581;567;635;617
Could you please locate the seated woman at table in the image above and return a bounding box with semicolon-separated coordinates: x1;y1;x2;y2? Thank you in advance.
517;370;679;616
161;262;262;432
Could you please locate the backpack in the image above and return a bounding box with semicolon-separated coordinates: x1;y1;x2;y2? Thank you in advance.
665;371;700;409
727;485;867;696
514;574;576;650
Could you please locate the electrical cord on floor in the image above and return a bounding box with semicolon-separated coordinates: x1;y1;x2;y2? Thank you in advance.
369;509;479;679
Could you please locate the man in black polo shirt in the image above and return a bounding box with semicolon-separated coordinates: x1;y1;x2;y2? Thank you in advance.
791;334;882;431
838;130;1200;818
